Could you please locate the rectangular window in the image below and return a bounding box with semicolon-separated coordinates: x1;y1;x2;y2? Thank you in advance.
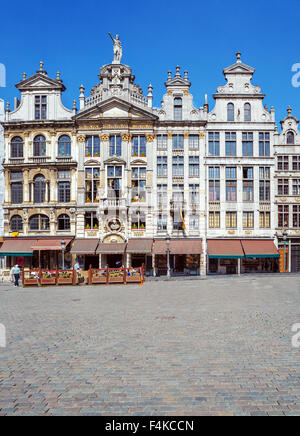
58;170;71;180
109;135;122;156
242;132;253;156
292;156;300;171
172;184;184;203
278;156;289;171
208;132;220;156
189;184;199;204
85;167;100;203
260;212;271;228
157;184;168;207
172;156;184;177
107;166;122;198
292;179;300;196
189;135;199;150
174;98;182;121
225;132;236;156
58;181;71;203
226;212;237;228
157;135;168;150
243;167;254;202
259;132;270;156
243;212;254;228
157;214;168;231
278;205;289;228
85;212;99;230
226;167;237;202
293;205;300;228
259;167;270;201
189;156;199;177
157;156;168;177
278;179;289;196
209;211;220;228
132;135;146;157
172;134;184;150
189;214;199;230
85;136;100;157
35;95;47;120
131;167;146;202
209;166;220;201
10;172;23;204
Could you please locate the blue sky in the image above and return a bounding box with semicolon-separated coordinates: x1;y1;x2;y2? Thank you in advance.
1;0;300;125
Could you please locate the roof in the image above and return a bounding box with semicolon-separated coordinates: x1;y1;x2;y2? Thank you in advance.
207;239;244;259
241;240;280;258
70;239;99;255
126;239;153;254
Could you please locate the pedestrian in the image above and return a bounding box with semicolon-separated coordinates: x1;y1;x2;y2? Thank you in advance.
11;264;21;287
74;261;80;276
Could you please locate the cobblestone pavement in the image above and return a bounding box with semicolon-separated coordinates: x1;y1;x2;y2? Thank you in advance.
0;275;300;416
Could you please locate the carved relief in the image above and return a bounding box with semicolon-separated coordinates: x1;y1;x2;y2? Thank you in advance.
77;135;86;142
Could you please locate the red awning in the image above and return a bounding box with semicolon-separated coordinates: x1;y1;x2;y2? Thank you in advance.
126;239;153;254
170;239;202;255
152;240;169;255
70;239;99;255
0;238;38;256
32;238;72;251
96;243;127;254
241;239;280;258
207;239;244;259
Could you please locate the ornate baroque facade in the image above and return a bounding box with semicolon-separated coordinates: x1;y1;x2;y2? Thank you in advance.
0;41;298;275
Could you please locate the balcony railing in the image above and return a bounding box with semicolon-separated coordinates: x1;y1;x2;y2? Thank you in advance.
28;156;51;164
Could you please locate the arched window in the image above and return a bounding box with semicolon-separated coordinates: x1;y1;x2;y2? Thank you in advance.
58;214;70;231
33;135;46;156
58;135;71;157
174;97;182;121
34;175;46;203
10;215;23;232
287;131;295;145
227;103;234;121
11;136;23;158
244;103;251;121
29;215;50;230
29;214;50;231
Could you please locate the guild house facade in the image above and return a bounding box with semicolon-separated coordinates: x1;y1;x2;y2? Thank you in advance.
0;36;297;275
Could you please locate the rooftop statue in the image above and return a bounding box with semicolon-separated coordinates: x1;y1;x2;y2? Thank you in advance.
108;33;122;64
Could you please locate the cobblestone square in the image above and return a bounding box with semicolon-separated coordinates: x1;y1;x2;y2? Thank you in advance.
0;275;300;416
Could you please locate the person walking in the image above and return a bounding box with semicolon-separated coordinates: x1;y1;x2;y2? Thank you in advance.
11;264;21;287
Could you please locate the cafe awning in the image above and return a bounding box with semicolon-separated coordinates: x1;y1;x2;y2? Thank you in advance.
32;238;72;251
126;239;153;254
170;239;202;255
0;238;38;257
70;239;99;255
207;239;244;259
241;239;280;258
152;240;169;255
96;243;127;254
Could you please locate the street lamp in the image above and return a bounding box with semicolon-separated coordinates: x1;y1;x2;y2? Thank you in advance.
283;231;288;273
61;239;66;270
166;233;171;277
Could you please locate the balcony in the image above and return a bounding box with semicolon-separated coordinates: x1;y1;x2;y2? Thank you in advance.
28;156;51;164
102;198;127;208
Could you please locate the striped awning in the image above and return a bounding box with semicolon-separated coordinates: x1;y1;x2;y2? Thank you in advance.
170;239;202;254
207;239;244;259
0;238;38;256
126;239;153;254
96;243;127;254
241;239;280;258
152;240;169;255
70;239;99;255
32;238;72;251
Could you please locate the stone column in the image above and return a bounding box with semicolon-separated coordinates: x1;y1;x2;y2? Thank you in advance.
23;169;29;203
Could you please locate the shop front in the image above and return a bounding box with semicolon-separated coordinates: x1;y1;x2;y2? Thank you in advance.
240;239;279;273
126;239;153;274
169;239;202;276
0;238;38;268
291;239;300;272
96;242;127;268
207;239;244;275
70;238;99;269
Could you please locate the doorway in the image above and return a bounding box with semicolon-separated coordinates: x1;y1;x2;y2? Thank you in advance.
107;254;123;268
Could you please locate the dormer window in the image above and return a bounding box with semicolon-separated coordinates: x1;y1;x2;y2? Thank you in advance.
244;103;251;121
287;131;295;145
35;95;47;120
174;97;182;121
227;103;234;121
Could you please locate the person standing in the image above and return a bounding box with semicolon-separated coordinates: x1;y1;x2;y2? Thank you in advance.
11;264;21;287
